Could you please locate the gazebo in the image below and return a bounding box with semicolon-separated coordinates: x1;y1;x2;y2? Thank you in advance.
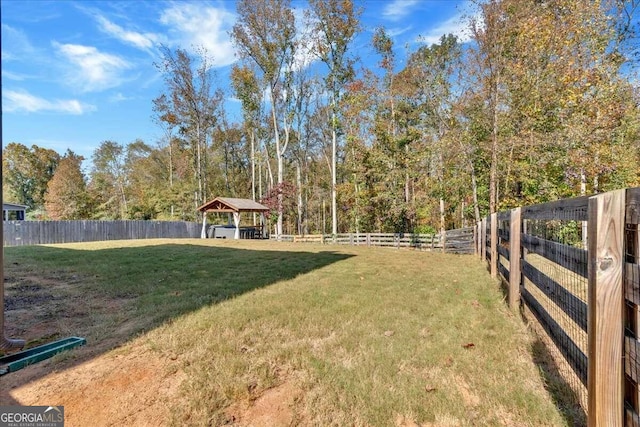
197;197;269;239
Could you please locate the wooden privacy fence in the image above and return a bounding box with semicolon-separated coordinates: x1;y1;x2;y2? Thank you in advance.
479;187;640;426
3;220;201;247
273;227;475;254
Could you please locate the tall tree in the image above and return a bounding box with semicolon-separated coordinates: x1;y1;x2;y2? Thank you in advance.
232;0;297;237
90;140;128;219
124;139;167;219
296;73;319;234
409;34;463;234
2;143;59;212
308;0;362;235
230;63;263;215
44;151;88;220
469;0;511;214
152;93;177;190
154;47;222;211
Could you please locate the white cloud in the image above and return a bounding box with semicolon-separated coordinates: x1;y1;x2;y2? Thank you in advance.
418;12;473;46
159;4;236;67
383;0;420;21
96;15;159;51
2;71;30;81
1;24;35;61
3;90;96;115
109;92;133;102
291;7;317;72
387;26;413;38
53;42;132;92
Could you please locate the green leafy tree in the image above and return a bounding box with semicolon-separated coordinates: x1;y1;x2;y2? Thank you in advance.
2;143;60;212
89;140;128;219
124;139;167;220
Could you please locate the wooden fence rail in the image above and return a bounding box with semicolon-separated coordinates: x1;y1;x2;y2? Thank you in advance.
3;220;201;246
274;227;475;254
479;187;640;427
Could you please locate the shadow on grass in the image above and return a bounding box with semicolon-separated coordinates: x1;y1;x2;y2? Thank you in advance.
486;258;586;425
520;311;587;427
1;242;354;401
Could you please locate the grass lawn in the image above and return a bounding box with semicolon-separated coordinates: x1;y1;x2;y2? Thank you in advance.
2;239;571;426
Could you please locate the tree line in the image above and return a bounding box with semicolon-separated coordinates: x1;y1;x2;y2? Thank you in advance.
3;0;639;236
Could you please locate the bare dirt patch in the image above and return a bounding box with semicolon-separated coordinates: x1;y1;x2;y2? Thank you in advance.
225;381;303;427
1;268;172;425
3;269;135;349
3;342;185;427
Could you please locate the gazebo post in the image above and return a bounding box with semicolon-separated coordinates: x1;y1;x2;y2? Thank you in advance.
233;212;240;239
200;212;208;239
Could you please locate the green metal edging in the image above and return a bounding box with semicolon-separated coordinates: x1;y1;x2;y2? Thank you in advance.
0;336;86;375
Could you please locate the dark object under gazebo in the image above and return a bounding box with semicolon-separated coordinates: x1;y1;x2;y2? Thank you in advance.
197;197;269;239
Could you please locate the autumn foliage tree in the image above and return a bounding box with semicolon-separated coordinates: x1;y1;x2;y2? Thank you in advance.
44;152;88;220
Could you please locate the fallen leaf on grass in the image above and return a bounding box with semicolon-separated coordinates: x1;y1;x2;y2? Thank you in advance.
425;386;437;393
462;343;475;349
384;330;395;337
471;300;480;308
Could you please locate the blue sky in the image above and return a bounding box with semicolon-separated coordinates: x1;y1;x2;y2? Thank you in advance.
1;0;473;167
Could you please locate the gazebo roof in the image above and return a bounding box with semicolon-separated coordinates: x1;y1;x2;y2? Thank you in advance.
197;197;269;213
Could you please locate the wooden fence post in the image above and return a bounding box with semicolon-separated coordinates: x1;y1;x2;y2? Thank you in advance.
508;207;521;310
474;222;479;256
587;189;625;427
442;230;446;253
481;218;487;262
491;213;498;278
